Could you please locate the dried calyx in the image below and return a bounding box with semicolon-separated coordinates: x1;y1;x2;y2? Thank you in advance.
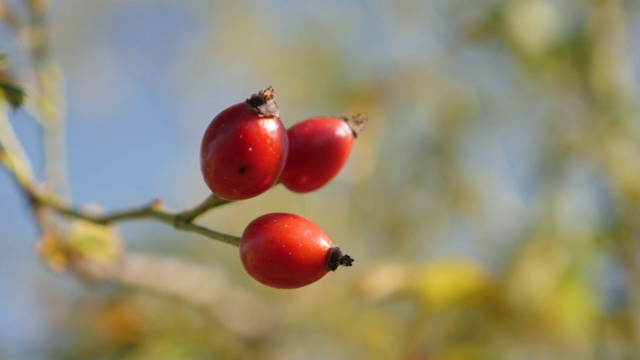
246;86;280;117
343;113;368;138
326;246;354;271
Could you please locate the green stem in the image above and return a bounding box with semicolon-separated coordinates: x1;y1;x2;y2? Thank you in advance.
30;191;241;246
0;114;239;246
175;194;230;223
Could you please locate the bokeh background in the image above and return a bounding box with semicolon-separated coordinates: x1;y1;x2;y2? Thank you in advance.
2;0;640;359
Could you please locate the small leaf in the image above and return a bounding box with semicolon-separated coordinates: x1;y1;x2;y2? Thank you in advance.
407;259;491;310
0;80;25;109
67;220;122;265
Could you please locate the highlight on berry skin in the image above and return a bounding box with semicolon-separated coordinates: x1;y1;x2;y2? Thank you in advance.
199;86;289;200
280;114;367;193
198;88;364;289
239;212;354;289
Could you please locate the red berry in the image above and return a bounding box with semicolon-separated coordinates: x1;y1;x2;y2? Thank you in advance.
280;114;366;193
200;87;288;200
239;213;353;289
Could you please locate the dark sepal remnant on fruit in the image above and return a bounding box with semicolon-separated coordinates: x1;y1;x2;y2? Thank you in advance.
343;113;368;138
326;246;354;271
246;86;280;117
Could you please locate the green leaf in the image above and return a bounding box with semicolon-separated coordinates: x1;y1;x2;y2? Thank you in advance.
0;80;25;109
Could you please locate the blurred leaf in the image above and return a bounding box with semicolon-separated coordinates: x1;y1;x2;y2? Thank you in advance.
66;220;122;265
547;274;598;341
93;298;147;347
0;53;24;108
505;238;565;314
504;0;561;57
35;227;70;272
407;259;492;310
358;259;492;310
0;79;25;109
35;221;123;274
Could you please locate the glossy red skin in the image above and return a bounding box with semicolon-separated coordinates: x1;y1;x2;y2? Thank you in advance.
240;213;333;289
280;117;354;193
200;102;288;200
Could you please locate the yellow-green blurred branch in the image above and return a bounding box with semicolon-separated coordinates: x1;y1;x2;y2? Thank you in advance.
25;0;69;197
0;102;35;189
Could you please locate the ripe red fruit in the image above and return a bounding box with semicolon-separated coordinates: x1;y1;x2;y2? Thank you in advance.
239;213;353;289
200;87;288;200
280;114;367;193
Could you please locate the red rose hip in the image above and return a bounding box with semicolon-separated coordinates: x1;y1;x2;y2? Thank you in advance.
280;114;366;193
239;213;353;289
200;87;288;200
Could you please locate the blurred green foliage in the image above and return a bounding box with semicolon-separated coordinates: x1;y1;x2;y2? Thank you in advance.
3;0;640;359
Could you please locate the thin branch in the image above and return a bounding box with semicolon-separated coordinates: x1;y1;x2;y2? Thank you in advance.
175;194;230;224
0;102;35;188
1;112;239;246
2;91;238;248
28;189;240;246
1;1;241;248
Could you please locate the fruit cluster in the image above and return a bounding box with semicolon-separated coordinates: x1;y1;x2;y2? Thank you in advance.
200;86;365;289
